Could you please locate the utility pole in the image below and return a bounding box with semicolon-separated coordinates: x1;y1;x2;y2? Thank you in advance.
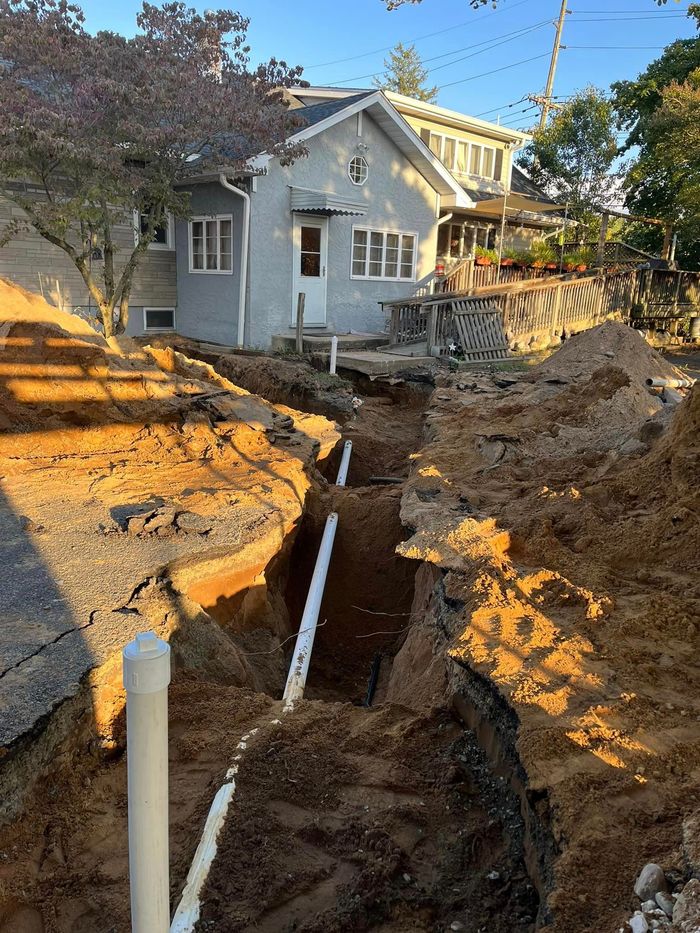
539;0;570;130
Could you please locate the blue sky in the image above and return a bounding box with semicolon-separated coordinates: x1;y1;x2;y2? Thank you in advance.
81;0;697;129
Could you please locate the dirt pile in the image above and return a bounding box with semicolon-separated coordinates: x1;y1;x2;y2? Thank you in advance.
392;323;700;930
141;331;356;416
0;279;339;819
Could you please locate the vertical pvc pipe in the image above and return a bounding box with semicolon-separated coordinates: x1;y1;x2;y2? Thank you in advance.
329;335;338;375
283;512;338;708
123;632;171;933
335;440;352;487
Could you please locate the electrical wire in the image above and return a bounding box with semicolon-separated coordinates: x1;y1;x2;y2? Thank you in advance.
303;0;532;69
565;45;667;50
425;21;551;76
474;97;528;118
437;51;552;91
327;19;551;87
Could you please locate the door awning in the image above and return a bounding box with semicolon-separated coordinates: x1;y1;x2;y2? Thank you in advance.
290;186;367;216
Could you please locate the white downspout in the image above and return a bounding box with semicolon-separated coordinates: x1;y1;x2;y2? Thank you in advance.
218;174;250;348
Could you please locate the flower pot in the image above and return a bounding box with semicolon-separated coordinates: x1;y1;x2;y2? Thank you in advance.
531;261;545;269
563;263;576;272
576;264;587;272
475;257;491;266
545;262;557;270
500;258;514;267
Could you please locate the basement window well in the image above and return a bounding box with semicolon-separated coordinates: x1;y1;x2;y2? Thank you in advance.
143;308;175;331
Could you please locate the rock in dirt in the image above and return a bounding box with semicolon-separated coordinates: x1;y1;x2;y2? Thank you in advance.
635;864;669;901
175;511;213;535
656;892;674;917
629;912;649;933
673;879;700;929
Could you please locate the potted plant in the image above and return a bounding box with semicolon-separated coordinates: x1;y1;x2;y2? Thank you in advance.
571;247;595;272
474;245;493;266
500;247;519;267
530;239;557;270
562;253;577;272
513;250;532;269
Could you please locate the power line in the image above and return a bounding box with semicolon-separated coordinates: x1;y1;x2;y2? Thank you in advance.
327;19;552;86
426;22;551;76
565;45;666;49
437;52;552;91
569;12;687;19
304;0;532;70
474;97;528;118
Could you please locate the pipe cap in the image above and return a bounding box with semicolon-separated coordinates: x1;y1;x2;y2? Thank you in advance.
123;631;171;694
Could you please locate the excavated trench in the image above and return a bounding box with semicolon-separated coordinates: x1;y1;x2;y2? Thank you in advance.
0;372;546;933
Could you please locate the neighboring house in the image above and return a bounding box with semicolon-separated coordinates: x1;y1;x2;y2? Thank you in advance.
0;87;560;349
0;189;177;333
291;87;562;265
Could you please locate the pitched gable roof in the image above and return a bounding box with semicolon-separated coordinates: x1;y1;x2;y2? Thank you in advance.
249;90;473;209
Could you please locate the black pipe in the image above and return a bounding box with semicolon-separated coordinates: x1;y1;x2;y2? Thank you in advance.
364;652;382;707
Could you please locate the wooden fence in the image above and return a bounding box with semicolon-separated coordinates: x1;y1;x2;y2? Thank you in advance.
383;266;700;356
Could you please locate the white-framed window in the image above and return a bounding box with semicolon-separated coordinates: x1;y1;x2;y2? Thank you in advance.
143;307;175;331
348;155;369;186
351;226;416;282
132;210;175;250
188;215;233;274
427;131;498;180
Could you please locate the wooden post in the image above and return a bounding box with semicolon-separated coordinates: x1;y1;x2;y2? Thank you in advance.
466;258;475;294
552;283;563;336
661;225;673;262
596;212;609;268
427;305;437;357
295;292;305;354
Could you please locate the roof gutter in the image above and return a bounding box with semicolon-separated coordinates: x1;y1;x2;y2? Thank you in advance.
218;174;250;348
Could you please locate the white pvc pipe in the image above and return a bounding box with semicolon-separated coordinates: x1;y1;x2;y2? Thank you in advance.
218;174;250;348
647;376;695;388
123;632;171;933
283;512;338;708
335;440;352;487
330;335;338;375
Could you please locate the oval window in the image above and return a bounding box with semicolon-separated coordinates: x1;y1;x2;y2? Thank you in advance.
348;155;369;186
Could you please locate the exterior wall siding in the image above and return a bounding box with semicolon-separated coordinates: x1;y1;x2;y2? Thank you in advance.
0;194;177;336
247;112;438;348
173;182;244;347
401;114;513;193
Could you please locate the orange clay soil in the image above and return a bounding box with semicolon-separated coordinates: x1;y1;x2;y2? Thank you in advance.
394;323;700;931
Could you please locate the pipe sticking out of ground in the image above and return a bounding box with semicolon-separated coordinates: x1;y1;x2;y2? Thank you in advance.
123;632;171;933
283;512;339;709
646;376;696;388
335;440;352;487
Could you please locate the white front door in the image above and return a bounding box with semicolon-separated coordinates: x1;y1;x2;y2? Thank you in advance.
292;215;328;326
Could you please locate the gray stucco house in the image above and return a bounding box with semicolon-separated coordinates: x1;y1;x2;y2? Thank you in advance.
173;90;472;348
0;90;472;348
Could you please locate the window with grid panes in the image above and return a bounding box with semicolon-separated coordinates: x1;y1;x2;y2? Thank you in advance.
351;228;416;281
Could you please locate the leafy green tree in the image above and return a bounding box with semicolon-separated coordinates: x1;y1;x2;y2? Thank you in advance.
517;88;619;226
373;42;437;101
612;4;700;267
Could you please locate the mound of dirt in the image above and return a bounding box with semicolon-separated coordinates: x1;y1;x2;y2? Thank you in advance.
393;323;700;931
0;279;339;819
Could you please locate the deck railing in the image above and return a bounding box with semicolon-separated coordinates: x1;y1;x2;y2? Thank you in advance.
383;266;700;354
439;259;564;294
